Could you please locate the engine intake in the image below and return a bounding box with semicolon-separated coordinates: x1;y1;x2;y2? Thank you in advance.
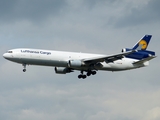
121;48;126;53
122;48;133;52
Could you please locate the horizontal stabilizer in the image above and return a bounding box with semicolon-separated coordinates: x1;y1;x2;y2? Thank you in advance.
133;56;156;65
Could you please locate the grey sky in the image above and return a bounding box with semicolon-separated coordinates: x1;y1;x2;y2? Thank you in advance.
0;0;160;120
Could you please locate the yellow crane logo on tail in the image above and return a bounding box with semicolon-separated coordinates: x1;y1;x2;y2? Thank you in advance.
139;40;147;50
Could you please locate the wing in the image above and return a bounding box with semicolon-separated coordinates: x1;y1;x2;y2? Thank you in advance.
82;50;135;64
133;55;156;65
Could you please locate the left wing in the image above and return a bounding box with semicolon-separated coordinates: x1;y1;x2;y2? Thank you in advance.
82;50;135;64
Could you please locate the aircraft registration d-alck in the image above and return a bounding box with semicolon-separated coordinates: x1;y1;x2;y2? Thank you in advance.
3;35;156;79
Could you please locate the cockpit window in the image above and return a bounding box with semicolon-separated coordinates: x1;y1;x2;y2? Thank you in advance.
8;51;13;53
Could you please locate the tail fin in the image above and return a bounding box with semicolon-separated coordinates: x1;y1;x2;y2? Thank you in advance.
132;35;152;50
125;35;155;60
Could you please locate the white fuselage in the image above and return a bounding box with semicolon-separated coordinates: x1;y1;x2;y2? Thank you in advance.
3;48;147;71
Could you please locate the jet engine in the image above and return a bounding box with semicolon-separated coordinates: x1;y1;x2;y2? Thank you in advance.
122;48;132;52
55;67;72;74
121;48;126;53
68;60;83;68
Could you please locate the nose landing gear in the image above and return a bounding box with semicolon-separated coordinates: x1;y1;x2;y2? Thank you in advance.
22;64;26;72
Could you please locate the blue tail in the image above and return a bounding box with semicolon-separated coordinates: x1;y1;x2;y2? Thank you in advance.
132;35;152;50
124;35;155;60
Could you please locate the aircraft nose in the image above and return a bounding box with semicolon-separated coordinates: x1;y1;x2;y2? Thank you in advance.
3;53;7;58
3;53;10;59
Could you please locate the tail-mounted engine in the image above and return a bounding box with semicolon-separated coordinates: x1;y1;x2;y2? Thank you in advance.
121;48;132;53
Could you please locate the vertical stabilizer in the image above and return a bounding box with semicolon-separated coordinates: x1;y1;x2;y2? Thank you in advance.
132;35;152;50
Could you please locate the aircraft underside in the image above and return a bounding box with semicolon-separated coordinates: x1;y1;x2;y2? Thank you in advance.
12;57;143;79
4;56;146;79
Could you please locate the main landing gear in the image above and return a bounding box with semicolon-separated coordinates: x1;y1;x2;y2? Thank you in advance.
78;70;97;79
22;64;26;72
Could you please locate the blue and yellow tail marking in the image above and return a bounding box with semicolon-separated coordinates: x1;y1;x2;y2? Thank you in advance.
132;35;152;50
125;35;155;60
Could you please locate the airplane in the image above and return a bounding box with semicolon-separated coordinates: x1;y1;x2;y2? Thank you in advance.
3;35;156;79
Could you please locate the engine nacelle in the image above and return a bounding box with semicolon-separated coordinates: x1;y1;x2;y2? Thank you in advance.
121;48;132;52
55;67;72;74
68;60;82;68
121;48;126;52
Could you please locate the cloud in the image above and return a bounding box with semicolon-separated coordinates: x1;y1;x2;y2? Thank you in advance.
0;0;67;23
0;0;160;120
114;0;160;28
144;107;160;120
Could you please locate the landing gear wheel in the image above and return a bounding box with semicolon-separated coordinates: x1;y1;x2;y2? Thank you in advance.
87;71;91;76
22;64;27;72
78;75;82;79
78;75;87;79
91;71;96;75
78;71;87;79
82;75;87;79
